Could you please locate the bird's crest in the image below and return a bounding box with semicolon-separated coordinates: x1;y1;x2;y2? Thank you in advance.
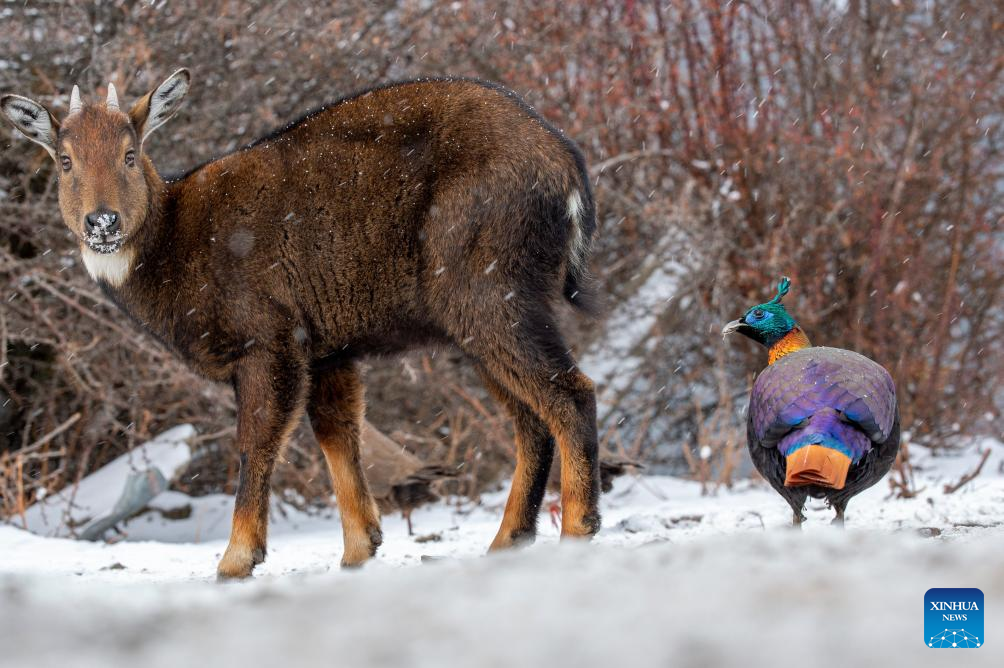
768;276;791;305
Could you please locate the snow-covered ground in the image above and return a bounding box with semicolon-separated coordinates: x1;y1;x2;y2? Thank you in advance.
1;436;1002;667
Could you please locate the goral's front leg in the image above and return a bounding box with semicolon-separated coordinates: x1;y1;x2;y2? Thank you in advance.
217;350;307;581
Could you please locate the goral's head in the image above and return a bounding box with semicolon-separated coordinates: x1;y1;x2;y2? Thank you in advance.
1;70;190;255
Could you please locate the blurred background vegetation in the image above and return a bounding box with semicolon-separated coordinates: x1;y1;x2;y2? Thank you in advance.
0;0;1001;515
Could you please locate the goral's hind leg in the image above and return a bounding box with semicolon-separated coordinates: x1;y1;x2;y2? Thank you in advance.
308;362;383;568
462;322;600;542
218;350;307;581
476;366;555;550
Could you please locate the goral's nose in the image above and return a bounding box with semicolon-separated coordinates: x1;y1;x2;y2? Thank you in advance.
84;210;120;236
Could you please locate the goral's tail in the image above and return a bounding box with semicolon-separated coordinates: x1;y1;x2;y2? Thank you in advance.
563;173;597;314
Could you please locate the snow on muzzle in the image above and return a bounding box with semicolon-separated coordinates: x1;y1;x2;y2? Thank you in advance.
83;210;126;254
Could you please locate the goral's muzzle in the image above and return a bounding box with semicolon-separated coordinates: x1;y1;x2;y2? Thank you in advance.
83;209;125;254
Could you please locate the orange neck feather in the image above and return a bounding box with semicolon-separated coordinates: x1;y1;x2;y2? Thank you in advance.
768;327;812;364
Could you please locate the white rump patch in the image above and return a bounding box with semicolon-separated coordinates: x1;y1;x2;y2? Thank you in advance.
81;246;135;288
567;190;584;223
566;190;587;272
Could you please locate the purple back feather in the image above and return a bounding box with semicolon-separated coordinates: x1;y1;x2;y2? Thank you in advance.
749;347;897;461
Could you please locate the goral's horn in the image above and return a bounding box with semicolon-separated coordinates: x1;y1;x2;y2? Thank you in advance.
106;82;119;111
68;85;82;115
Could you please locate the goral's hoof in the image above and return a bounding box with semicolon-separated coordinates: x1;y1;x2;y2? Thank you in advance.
216;545;265;582
340;525;383;569
582;511;602;536
561;511;601;540
488;528;537;552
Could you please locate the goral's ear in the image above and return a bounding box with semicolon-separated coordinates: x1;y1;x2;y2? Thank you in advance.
0;94;60;161
129;68;190;146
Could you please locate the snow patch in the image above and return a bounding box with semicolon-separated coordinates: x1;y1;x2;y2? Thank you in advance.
20;425;194;537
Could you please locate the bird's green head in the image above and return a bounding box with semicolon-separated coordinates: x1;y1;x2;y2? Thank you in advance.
722;277;799;348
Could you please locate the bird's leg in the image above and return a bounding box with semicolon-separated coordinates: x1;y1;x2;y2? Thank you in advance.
831;501;847;527
404;508;414;536
549;499;562;531
787;491;807;530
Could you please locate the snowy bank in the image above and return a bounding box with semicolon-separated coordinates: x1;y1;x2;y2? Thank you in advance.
0;437;1001;667
1;530;1001;668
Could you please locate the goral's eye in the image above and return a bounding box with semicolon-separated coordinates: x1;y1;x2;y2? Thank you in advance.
60;155;71;172
124;149;136;167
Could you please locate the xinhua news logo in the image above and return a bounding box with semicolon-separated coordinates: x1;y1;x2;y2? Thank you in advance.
925;588;984;648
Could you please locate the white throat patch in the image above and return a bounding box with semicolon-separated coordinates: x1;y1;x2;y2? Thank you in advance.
81;246;135;288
